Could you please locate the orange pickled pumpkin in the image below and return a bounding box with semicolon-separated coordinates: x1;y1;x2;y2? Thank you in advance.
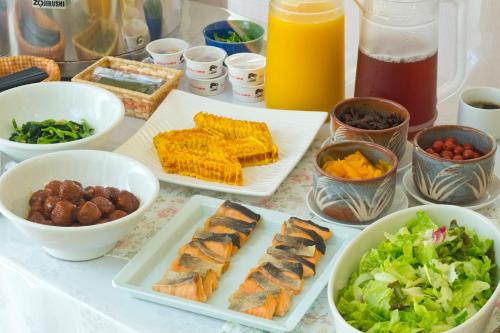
322;151;391;180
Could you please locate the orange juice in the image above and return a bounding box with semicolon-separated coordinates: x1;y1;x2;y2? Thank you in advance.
265;0;345;112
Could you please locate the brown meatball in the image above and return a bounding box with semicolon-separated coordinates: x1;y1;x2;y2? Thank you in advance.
28;211;52;225
116;191;139;214
84;186;110;200
43;196;61;217
44;180;62;197
107;187;120;204
50;200;75;226
29;190;45;206
59;180;83;203
29;201;44;214
76;201;102;226
91;196;115;216
108;210;127;221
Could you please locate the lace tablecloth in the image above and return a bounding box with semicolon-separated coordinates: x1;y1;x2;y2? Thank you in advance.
107;128;500;333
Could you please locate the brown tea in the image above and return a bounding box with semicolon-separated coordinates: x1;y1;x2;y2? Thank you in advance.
468;101;500;109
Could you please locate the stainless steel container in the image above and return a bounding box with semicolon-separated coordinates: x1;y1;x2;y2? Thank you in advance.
1;0;182;78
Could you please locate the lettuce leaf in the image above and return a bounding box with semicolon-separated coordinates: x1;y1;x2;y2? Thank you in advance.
336;212;495;332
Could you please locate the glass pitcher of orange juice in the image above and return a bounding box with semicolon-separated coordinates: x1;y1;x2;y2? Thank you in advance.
265;0;345;112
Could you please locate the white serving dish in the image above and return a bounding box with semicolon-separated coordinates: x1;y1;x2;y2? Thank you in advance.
184;45;227;79
328;205;500;333
0;82;125;161
0;150;159;261
230;78;264;103
114;89;327;197
225;53;266;86
187;67;227;96
146;38;189;69
113;195;360;333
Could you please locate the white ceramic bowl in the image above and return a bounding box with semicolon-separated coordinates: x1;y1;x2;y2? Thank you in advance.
187;67;227;96
458;86;500;140
328;205;500;333
230;78;264;103
183;45;227;79
146;38;189;69
225;53;266;86
0;82;125;162
0;150;159;261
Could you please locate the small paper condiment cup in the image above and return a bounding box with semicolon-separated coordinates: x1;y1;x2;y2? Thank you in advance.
183;46;227;79
187;67;227;96
458;86;500;140
230;78;264;103
146;38;189;69
225;53;266;86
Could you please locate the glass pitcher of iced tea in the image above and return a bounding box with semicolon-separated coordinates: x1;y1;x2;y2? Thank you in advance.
265;0;345;112
354;0;464;137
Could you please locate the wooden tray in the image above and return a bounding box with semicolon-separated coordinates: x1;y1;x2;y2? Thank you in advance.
72;56;183;119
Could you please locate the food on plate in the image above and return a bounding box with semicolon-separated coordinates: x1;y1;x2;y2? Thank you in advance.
424;137;484;160
229;217;331;319
9;118;94;144
153;201;261;302
336;212;495;332
153;112;279;185
212;31;250;43
27;180;139;227
338;107;402;130
322;150;392;180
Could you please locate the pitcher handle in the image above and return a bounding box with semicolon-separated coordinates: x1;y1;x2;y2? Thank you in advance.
437;0;467;102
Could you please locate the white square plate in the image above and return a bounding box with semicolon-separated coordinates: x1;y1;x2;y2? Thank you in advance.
114;90;327;196
112;195;360;332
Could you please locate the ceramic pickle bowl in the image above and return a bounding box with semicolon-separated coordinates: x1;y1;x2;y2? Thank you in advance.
203;20;265;55
313;140;398;224
331;97;410;160
413;125;497;204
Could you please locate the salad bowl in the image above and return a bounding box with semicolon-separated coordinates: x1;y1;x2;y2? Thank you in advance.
328;205;500;333
0;82;125;161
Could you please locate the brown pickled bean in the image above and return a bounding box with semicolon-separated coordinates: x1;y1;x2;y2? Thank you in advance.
50;200;75;226
44;180;62;197
28;180;138;227
59;180;83;203
108;210;128;221
76;201;102;225
116;191;139;214
425;137;484;161
91;196;115;216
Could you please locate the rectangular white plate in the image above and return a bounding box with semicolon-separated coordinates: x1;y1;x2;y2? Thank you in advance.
114;89;327;197
112;195;360;332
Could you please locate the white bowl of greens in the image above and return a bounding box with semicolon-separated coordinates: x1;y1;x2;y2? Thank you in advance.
328;205;500;333
0;82;124;161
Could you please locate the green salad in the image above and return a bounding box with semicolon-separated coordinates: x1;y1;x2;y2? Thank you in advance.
213;31;251;43
336;212;496;333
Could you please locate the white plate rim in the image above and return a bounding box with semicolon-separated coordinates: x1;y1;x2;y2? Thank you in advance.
114;89;327;197
402;169;500;210
112;194;360;332
306;187;409;230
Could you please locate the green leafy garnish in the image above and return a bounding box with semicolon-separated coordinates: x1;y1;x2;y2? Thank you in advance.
336;212;496;333
213;31;251;43
9;118;95;144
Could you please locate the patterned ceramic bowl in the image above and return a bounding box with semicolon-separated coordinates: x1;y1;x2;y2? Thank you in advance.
413;125;497;204
313;141;398;223
331;97;410;160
